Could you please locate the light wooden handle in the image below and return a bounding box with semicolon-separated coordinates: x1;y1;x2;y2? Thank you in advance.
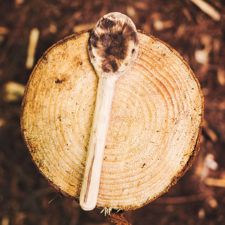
79;76;117;210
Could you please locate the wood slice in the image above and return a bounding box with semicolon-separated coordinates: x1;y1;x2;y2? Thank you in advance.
21;31;203;210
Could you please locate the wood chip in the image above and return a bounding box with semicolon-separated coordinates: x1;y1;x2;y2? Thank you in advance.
1;216;9;225
26;28;40;69
175;25;186;38
49;23;57;34
190;0;221;21
142;23;151;34
195;49;209;64
217;68;225;86
3;81;25;102
204;126;218;142
218;101;225;110
0;118;6;128
213;39;220;54
0;26;9;35
198;208;205;219
15;0;24;5
153;20;173;31
195;153;218;180
73;23;94;33
202;87;209;96
182;8;193;21
126;6;136;18
134;2;148;10
205;154;218;170
207;197;218;208
205;177;225;188
201;34;211;48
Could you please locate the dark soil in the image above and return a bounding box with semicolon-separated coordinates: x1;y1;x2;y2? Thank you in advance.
0;0;225;225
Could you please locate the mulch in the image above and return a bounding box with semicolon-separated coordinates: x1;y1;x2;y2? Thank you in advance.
0;0;225;224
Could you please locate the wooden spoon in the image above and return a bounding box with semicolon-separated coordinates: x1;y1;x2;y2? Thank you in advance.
79;12;139;211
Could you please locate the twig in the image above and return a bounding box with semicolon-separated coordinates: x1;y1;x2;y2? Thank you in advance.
190;0;221;21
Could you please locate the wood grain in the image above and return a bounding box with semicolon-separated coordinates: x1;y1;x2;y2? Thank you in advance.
21;31;203;210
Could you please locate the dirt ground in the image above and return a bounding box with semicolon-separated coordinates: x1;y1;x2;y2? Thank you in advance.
0;0;225;224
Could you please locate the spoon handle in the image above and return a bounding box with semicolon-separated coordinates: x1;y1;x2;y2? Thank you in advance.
79;76;117;211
